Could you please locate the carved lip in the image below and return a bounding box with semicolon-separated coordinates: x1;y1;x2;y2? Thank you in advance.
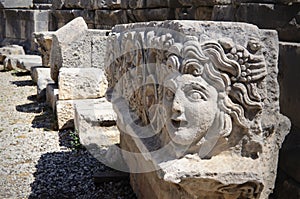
171;119;188;129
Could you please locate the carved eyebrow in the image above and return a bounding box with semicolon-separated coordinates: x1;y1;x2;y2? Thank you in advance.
183;82;209;99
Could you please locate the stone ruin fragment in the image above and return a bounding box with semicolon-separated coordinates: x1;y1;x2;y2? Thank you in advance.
105;21;291;198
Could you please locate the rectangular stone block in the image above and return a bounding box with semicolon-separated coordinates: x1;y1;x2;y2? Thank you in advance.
95;10;128;29
107;20;291;199
176;0;231;6
90;30;109;69
212;3;300;42
46;83;58;112
58;68;107;100
4;55;42;71
74;98;118;146
0;45;25;63
35;68;54;101
50;17;89;82
175;6;213;20
127;8;172;22
3;9;50;52
0;0;33;8
278;42;300;129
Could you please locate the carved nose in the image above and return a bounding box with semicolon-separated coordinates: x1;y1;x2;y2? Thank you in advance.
172;99;184;114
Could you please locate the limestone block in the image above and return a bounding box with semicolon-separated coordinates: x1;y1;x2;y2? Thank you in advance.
0;0;33;8
56;99;76;129
3;9;49;52
0;45;25;63
106;0;121;9
106;21;291;198
15;55;42;71
33;31;54;67
36;68;55;101
50;17;89;82
175;6;213;20
46;83;59;112
278;42;300;129
90;30;108;69
58;68;107;100
127;8;172;22
212;3;300;42
31;67;50;83
95;10;128;29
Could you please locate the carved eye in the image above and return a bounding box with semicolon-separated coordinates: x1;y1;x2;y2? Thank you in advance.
186;90;203;101
164;88;174;101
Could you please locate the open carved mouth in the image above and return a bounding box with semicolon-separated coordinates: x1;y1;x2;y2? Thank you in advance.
171;119;188;128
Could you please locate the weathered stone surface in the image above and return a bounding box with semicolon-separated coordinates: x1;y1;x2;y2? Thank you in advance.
15;55;42;71
35;68;54;101
95;10;128;29
33;31;54;67
50;17;89;82
49;10;94;30
127;8;172;22
0;0;33;8
3;9;49;52
278;42;300;129
106;21;291;198
0;45;25;63
175;6;213;20
4;55;42;71
46;83;59;112
51;0;65;9
88;29;109;69
58;68;107;100
74;98;125;170
74;98;118;146
212;3;300;42
56;99;76;129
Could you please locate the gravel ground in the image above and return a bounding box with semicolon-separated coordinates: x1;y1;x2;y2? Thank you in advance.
0;65;136;199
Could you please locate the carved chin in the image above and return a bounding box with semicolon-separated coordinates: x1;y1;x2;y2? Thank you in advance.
168;127;205;146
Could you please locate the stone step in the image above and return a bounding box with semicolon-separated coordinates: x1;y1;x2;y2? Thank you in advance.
46;83;58;112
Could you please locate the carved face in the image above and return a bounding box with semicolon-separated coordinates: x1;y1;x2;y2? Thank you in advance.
163;74;219;145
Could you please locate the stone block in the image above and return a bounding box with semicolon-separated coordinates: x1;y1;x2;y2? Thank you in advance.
46;83;59;112
50;17;89;82
0;45;25;63
58;68;107;100
3;9;49;52
33;31;54;67
107;21;291;198
74;98;125;170
15;55;42;71
90;30;109;69
51;0;65;9
278;42;300;129
31;67;50;83
212;3;300;42
95;10;128;29
35;68;55;101
56;99;76;129
0;0;33;8
127;8;172;23
175;6;213;20
4;55;42;71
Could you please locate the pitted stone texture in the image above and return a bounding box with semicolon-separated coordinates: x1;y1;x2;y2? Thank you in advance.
50;18;108;83
58;68;107;100
33;31;54;67
212;3;300;42
0;45;25;63
107;21;291;199
46;83;58;112
0;0;33;8
50;17;88;82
